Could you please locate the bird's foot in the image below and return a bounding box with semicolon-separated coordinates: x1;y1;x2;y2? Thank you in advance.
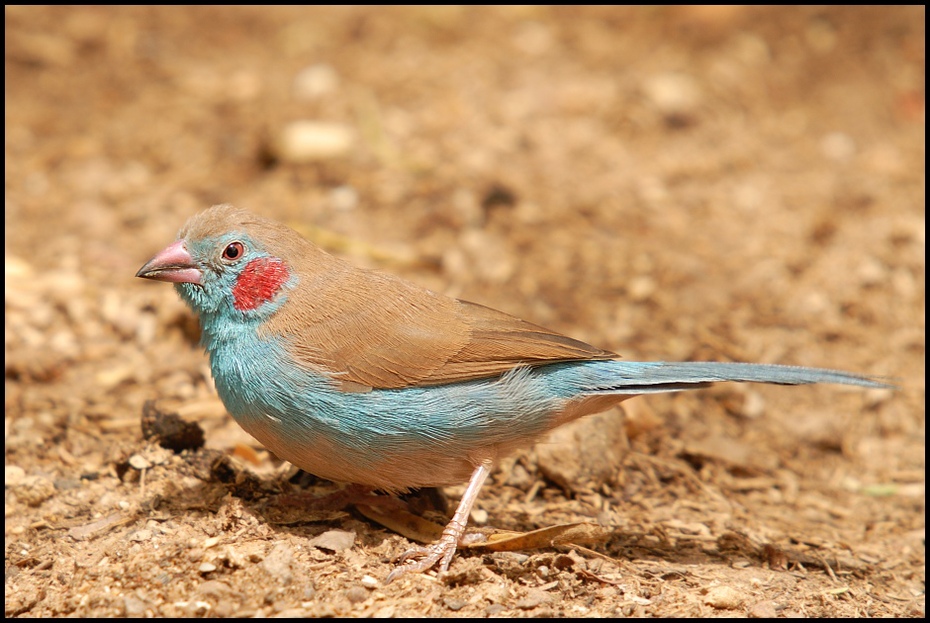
384;463;493;583
386;530;461;583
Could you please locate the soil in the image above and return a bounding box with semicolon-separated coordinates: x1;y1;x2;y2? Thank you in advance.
5;6;924;617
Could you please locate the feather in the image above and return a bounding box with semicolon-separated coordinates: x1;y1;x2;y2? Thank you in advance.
184;205;617;390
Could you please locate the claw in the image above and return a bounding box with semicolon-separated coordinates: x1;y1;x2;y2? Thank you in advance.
383;463;491;583
386;538;456;583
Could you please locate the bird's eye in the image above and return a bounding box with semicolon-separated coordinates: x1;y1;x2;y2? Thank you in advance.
222;242;245;261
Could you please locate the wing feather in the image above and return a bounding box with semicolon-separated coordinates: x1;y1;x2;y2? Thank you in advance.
260;247;616;389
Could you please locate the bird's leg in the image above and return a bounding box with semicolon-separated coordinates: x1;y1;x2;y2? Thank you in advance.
385;462;491;583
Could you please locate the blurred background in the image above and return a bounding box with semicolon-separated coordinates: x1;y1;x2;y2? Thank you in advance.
5;6;924;617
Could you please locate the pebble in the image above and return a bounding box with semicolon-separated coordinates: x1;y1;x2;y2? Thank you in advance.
443;596;467;611
307;529;356;553
704;585;744;610
328;185;359;212
273;121;354;163
128;454;151;470
821;132;856;162
5;465;26;487
749;600;778;618
128;529;153;542
643;72;702;120
536;409;626;492
345;586;368;604
515;588;553;609
13;475;55;507
260;542;295;585
293;64;339;100
627;275;656;302
122;594;150;616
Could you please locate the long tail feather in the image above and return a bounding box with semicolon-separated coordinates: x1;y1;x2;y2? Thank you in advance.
587;361;892;395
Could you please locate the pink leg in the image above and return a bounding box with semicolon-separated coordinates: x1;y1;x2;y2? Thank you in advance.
385;462;491;583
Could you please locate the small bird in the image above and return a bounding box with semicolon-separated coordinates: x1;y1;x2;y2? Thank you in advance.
137;204;888;581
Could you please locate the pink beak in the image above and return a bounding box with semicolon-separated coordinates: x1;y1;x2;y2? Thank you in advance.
136;240;203;285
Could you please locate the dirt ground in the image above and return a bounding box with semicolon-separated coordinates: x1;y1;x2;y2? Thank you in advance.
4;6;924;618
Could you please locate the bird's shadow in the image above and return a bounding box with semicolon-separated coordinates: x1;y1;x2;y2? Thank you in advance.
146;450;862;581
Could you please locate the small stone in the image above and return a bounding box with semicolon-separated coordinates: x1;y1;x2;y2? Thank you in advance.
372;605;396;617
515;588;553;609
360;575;379;589
272;121;354;163
537;409;626;492
821;132;855;162
140;401;205;453
345;586;368;604
704;585;744;610
13;475;55;507
128;529;153;542
857;256;888;286
328;185;359;212
5;465;26;487
470;508;488;525
122;593;149;616
504;462;533;489
199;562;217;573
741;390;766;419
643;72;702;122
627;275;656;302
260;542;295;585
308;529;356;553
293;64;339;100
96;365;133;390
749;600;778;618
128;454;151;470
443;596;467;611
197;580;233;599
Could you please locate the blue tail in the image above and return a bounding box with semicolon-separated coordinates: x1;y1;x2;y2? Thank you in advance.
545;360;893;395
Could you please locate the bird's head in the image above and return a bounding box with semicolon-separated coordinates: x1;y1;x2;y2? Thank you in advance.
136;204;298;322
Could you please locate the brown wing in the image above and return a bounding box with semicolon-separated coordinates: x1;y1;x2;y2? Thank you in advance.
434;299;617;385
260;251;617;390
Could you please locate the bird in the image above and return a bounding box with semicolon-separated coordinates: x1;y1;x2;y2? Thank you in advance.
136;204;889;582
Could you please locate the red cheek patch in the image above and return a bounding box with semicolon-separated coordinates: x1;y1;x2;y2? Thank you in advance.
232;257;290;311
